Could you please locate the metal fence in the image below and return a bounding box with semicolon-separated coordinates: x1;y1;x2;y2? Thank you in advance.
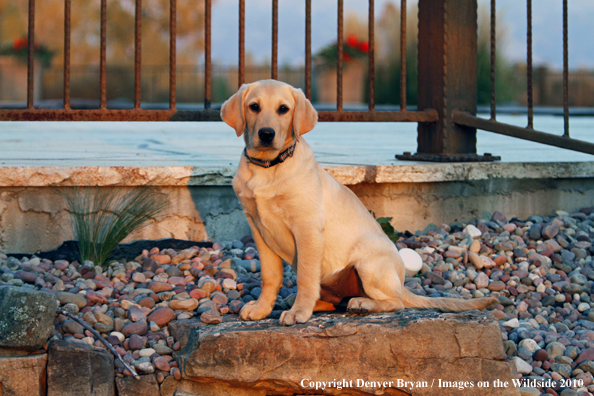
0;0;592;159
448;0;594;158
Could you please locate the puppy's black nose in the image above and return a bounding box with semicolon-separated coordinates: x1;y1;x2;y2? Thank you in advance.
258;128;275;144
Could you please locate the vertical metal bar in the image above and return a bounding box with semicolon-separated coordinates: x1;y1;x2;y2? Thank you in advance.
337;0;343;111
400;0;407;111
169;0;176;110
490;0;496;120
305;0;312;99
27;0;35;109
271;0;278;80
205;0;211;109
239;0;245;87
526;0;533;129
562;0;569;137
368;0;375;111
100;0;107;109
134;0;142;109
63;0;71;110
416;0;478;156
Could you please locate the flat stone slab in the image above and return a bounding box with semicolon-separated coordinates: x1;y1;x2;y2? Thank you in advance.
2;161;594;187
175;310;520;396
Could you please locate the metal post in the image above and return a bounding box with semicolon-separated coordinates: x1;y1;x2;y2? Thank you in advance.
398;0;497;162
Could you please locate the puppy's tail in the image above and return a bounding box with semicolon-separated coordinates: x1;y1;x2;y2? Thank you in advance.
401;288;498;311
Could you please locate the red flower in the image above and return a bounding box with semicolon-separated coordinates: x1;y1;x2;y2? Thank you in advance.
346;34;358;48
13;37;28;51
359;41;369;53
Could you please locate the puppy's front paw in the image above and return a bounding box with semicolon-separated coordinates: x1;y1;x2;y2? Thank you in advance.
279;308;312;326
239;300;272;321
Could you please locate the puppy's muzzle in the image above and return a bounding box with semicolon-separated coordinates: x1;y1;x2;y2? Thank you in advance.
258;128;275;145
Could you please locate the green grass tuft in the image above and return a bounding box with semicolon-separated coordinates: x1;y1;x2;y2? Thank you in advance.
59;183;169;267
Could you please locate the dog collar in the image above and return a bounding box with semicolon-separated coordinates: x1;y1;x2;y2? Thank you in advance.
243;140;297;169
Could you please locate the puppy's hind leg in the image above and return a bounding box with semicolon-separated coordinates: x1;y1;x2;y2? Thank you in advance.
347;254;406;314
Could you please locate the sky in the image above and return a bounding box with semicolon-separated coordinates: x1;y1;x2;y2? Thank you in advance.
208;0;594;70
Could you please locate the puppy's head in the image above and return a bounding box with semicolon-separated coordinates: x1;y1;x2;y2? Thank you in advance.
221;79;318;160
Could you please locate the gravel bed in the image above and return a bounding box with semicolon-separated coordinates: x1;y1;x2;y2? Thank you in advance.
2;208;594;396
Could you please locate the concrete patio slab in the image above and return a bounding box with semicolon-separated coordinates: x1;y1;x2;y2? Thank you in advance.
1;114;593;167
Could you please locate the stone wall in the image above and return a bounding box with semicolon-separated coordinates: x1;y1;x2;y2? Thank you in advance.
1;162;594;254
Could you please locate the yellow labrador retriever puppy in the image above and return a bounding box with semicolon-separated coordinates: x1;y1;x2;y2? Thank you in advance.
221;79;497;325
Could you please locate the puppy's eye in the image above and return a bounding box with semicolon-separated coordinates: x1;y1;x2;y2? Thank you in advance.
278;105;289;115
249;103;260;112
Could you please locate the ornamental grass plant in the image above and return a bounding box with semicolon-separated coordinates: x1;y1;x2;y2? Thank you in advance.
59;183;169;267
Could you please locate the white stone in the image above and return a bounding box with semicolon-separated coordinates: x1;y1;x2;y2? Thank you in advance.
399;248;423;276
149;321;160;332
28;257;41;266
136;362;154;374
502;318;520;330
512;357;533;374
448;245;467;254
421;246;435;254
221;278;237;290
578;303;590;312
463;224;482;238
109;331;125;342
519;339;540;354
138;348;156;357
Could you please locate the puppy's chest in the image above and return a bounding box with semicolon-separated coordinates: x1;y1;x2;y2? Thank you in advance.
241;189;295;259
249;195;290;234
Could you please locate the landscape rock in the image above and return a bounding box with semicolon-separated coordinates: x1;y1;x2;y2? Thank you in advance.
115;374;160;396
47;339;114;396
0;286;57;350
0;353;47;396
177;311;517;396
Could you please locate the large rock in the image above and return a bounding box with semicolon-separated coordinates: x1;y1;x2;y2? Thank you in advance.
115;374;160;396
0;353;47;395
0;285;57;351
175;311;519;396
47;339;114;396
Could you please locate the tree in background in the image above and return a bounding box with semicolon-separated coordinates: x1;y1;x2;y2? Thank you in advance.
0;0;206;67
372;1;418;106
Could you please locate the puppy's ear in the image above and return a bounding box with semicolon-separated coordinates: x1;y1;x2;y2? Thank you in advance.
291;87;318;137
221;83;251;137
